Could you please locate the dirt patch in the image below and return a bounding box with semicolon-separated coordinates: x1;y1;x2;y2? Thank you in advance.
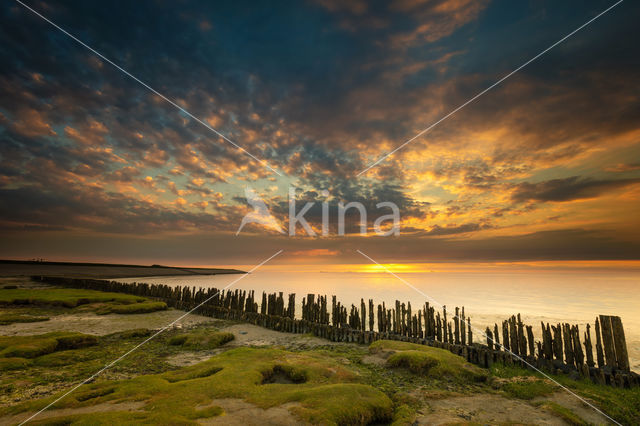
0;401;145;425
0;309;216;336
197;399;305;425
415;394;569;425
166;350;225;367
534;391;612;425
220;323;346;350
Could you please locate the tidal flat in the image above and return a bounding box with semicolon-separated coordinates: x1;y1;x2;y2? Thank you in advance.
1;276;639;425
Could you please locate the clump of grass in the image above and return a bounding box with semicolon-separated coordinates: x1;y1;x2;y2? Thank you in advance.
0;314;49;325
535;401;586;425
167;329;234;349
164;365;223;383
0;332;98;359
501;379;555;400
0;357;31;370
387;350;439;374
96;301;167;315
370;340;488;383
75;386;115;402
117;328;152;338
0;288;146;308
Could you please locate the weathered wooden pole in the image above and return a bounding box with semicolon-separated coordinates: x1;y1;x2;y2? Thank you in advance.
454;307;461;344
599;315;616;368
595;317;605;368
610;316;630;371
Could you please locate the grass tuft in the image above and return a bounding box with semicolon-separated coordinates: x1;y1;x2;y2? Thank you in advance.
370;340;488;383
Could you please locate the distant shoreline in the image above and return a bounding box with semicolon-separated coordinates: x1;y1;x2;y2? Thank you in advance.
0;260;246;279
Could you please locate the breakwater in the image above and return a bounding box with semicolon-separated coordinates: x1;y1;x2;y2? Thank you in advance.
33;275;638;388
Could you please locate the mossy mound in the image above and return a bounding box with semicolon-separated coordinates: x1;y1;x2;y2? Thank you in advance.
3;347;393;425
96;301;167;315
0;332;98;361
0;288;146;308
0;288;167;316
370;340;488;383
167;329;234;349
0;314;49;325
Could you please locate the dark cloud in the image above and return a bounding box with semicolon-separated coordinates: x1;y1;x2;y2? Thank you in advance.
511;176;640;203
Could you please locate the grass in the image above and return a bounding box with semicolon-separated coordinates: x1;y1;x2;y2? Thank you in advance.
535;401;587;425
491;362;640;424
167;328;234;349
0;332;98;360
0;288;146;307
0;288;167;315
370;340;489;383
0;313;49;325
501;379;556;400
2;346;394;425
96;301;167;315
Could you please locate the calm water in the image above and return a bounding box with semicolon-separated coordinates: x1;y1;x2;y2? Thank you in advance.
120;262;640;371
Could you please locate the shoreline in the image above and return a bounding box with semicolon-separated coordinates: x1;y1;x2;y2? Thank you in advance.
0;260;246;279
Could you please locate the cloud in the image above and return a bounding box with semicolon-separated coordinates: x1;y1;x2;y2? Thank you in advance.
511;176;640;203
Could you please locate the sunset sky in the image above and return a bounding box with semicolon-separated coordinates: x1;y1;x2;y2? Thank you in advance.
1;0;639;266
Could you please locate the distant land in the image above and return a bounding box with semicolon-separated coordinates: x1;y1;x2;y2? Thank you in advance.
0;259;246;279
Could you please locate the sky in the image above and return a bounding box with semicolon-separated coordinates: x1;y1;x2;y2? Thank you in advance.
0;0;639;266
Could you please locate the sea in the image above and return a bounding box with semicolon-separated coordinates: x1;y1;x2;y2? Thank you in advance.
119;261;640;372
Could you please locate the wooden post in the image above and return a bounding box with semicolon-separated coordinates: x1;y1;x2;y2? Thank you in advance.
599;315;616;368
517;314;527;356
467;317;472;345
502;320;510;351
460;307;466;346
369;299;374;332
595;317;605;368
493;324;501;350
610;316;630;371
443;306;448;343
584;323;594;367
526;325;535;357
509;317;518;356
486;328;493;348
572;325;584;368
549;324;560;361
562;323;574;366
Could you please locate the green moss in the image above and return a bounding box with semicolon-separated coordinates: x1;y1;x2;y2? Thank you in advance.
0;314;49;325
501;379;555;400
390;403;416;426
96;301;167;315
371;340;488;383
0;357;31;370
387;350;439;374
0;336;58;358
3;347;393;425
0;288;146;307
117;328;152;338
164;365;223;383
0;332;98;359
167;330;234;350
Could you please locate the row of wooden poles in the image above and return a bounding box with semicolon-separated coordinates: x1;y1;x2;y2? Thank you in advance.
486;314;630;372
33;276;638;388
